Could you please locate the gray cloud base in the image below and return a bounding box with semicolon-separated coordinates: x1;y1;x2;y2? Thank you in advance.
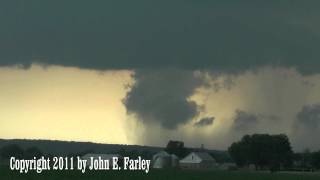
2;1;320;149
1;1;320;75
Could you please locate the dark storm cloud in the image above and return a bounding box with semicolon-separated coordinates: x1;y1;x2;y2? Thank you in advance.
297;104;320;129
1;1;320;74
194;117;215;127
2;1;320;132
232;110;281;133
123;69;204;129
232;110;259;132
258;114;279;122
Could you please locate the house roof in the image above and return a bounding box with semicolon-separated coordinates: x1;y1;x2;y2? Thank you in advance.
194;152;214;161
180;152;215;164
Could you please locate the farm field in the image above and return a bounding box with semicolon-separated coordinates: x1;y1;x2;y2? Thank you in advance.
1;167;320;180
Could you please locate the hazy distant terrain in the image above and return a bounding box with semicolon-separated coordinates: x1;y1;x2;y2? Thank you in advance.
0;139;162;156
0;139;228;157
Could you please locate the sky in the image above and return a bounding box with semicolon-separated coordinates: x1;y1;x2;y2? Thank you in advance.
1;1;320;151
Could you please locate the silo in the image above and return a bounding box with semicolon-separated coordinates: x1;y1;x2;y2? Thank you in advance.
153;155;172;169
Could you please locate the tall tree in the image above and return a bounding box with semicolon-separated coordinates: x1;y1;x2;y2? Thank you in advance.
165;140;188;158
228;134;293;170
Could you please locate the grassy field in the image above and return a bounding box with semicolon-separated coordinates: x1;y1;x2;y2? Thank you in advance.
1;166;320;180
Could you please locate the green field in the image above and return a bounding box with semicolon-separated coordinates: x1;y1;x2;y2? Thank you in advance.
1;166;320;180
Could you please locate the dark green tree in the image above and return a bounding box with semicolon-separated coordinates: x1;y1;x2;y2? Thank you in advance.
228;134;293;171
165;140;188;158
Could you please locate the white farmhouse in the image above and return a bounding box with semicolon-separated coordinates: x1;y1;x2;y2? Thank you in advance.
179;152;217;169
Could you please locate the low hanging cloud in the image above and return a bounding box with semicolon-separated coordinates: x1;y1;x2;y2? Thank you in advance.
293;104;320;150
194;117;215;127
297;104;320;129
231;109;282;134
123;69;205;129
232;110;259;132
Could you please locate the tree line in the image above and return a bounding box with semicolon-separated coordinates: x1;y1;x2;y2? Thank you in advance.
0;144;43;160
0;144;154;161
228;134;320;171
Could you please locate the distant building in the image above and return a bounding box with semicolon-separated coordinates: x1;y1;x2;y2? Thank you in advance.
152;151;179;169
179;152;217;169
81;153;123;167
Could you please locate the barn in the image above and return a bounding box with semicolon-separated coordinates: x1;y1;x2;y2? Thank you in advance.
179;152;217;169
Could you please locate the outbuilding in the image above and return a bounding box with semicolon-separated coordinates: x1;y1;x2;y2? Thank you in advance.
179;152;216;169
152;151;179;169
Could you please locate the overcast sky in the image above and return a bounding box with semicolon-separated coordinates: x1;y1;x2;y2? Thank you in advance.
1;1;320;151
